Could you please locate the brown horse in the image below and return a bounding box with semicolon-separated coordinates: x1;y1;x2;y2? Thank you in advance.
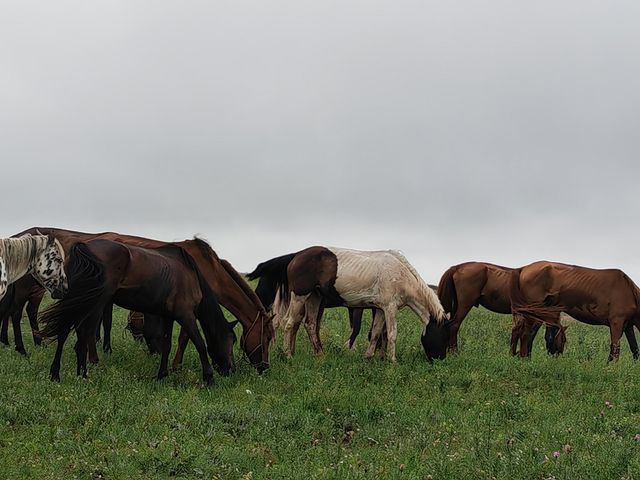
437;262;567;354
509;260;640;361
0;278;45;354
13;227;273;372
40;240;237;384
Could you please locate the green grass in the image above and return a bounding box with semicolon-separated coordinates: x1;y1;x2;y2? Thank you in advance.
0;302;639;479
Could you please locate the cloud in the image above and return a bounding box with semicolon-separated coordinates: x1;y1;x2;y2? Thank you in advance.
1;1;639;278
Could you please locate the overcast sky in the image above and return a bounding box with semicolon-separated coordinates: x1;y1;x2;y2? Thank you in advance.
2;1;639;281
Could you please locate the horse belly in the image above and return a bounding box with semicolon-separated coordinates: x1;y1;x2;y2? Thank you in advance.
333;269;381;308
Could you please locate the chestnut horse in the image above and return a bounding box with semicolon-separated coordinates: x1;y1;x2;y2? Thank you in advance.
249;246;447;362
437;262;562;354
509;261;640;361
12;227;273;372
40;240;236;384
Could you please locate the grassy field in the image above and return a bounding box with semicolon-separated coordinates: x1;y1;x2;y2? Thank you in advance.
0;299;639;479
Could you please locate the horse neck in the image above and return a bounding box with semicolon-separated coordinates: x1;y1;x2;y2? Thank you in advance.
404;274;443;323
0;237;40;284
218;274;264;327
194;257;263;328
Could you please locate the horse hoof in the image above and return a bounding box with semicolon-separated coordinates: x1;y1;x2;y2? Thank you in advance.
103;346;112;354
50;373;60;382
16;348;27;356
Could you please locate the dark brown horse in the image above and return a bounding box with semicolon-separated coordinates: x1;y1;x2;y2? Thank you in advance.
13;227;273;372
0;278;45;354
509;260;640;361
40;240;236;384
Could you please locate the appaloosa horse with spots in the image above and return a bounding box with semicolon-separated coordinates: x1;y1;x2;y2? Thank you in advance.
509;261;640;361
0;235;67;302
249;246;448;362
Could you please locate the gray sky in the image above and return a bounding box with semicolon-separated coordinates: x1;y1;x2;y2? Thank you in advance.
2;1;640;281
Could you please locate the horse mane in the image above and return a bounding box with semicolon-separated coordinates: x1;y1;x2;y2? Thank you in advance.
40;242;106;340
219;258;268;314
188;236;266;313
158;242;229;334
247;253;296;309
386;250;445;324
0;236;44;283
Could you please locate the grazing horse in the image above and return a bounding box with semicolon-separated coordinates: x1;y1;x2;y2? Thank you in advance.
509;261;640;361
437;262;559;354
13;227;273;372
248;246;448;362
40;240;237;384
0;278;45;354
0;235;67;302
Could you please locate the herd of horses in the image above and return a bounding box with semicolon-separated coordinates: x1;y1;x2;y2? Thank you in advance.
1;227;639;386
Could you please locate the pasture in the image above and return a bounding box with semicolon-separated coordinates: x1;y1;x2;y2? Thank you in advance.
0;299;639;479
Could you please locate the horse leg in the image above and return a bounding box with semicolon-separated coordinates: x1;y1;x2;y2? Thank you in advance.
346;308;363;349
87;312;101;365
0;313;8;346
447;303;473;352
282;294;307;357
625;322;639;360
608;316;626;362
74;322;93;378
381;307;398;362
50;329;70;381
157;318;174;380
101;303;113;353
303;294;323;354
315;304;324;350
26;297;42;346
526;322;543;354
510;314;525;356
11;309;27;355
172;327;189;371
95;317;102;343
365;309;386;359
175;313;214;385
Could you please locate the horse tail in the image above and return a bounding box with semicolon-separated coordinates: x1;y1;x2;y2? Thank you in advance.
509;268;563;330
39;242;106;340
437;266;458;317
247;253;296;309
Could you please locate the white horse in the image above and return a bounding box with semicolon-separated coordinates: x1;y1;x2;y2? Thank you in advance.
0;234;68;302
248;246;447;361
